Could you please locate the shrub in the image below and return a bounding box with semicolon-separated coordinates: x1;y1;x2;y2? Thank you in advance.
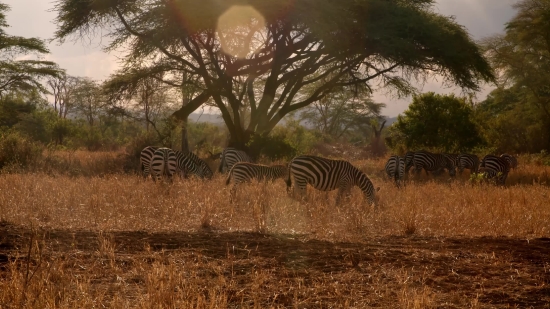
247;133;297;161
0;131;42;171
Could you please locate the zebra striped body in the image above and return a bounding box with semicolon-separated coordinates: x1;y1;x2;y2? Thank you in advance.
218;147;253;173
286;155;379;205
413;151;456;177
151;148;177;181
480;155;510;185
175;150;213;179
457;153;480;175
501;154;518;169
226;162;287;200
443;154;460;167
404;151;415;174
140;146;159;178
385;155;405;187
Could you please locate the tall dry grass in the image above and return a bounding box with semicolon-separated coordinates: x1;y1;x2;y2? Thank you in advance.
0;155;549;238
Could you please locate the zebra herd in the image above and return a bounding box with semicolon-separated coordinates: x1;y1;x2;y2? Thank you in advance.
385;150;518;186
140;146;380;205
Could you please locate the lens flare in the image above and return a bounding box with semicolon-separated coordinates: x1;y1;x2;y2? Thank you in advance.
217;5;266;59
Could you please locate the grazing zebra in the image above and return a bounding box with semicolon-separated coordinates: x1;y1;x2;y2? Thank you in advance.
286;155;379;205
413;151;456;177
174;150;213;179
443;153;460;167
226;162;287;201
151;147;178;182
140;146;159;178
385;155;405;187
218;147;253;173
480;155;510;185
404;151;415;174
457;153;480;175
501;153;518;169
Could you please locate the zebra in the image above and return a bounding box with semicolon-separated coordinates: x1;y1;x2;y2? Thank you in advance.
457;153;480;175
479;155;510;185
151;147;178;182
501;153;518;169
225;162;287;201
140;146;159;178
404;151;415;174
413;151;456;177
174;150;213;179
218;147;253;173
384;155;405;187
286;155;379;205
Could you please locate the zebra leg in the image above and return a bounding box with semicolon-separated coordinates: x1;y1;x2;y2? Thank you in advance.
229;184;238;203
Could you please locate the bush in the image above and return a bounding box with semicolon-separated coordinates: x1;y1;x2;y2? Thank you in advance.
247;133;297;161
122;131;159;173
0;132;43;170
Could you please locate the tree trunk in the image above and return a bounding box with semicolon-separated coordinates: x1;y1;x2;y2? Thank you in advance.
181;118;189;153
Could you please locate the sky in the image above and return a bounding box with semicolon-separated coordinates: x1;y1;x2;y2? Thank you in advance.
4;0;518;117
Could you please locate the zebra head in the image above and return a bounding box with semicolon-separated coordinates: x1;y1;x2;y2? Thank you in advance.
442;154;457;176
271;165;288;179
201;162;214;179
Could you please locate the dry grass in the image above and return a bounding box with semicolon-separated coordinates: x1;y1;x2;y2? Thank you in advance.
0;151;549;308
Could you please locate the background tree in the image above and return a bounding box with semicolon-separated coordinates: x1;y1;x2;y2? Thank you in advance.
53;0;494;150
300;88;385;142
386;93;482;153
481;0;550;153
72;78;104;127
474;86;549;153
47;73;81;118
0;3;61;97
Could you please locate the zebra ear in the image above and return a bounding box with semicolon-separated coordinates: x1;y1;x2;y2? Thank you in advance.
376;187;381;192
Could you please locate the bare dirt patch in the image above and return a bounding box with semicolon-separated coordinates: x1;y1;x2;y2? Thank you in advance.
1;221;548;308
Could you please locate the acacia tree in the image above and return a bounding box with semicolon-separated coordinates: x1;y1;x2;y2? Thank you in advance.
0;3;61;97
53;0;494;149
47;73;82;118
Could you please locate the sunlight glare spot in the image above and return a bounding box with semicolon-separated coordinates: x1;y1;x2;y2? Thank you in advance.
217;5;266;59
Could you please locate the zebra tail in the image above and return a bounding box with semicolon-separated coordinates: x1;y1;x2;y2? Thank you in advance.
285;168;292;188
225;173;232;186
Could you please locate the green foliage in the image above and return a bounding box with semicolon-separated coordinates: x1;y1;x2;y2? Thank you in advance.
247;133;297;161
0;131;42;170
386;93;482;152
272;119;321;156
480;0;550;154
0;4;61;96
474;87;550;153
185;122;227;154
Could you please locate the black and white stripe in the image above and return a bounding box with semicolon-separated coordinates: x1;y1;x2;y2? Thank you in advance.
500;153;518;169
175;150;213;179
385;155;405;187
480;155;510;185
286;155;379;205
151;147;177;181
404;151;415;174
457;153;480;175
140;146;159;178
218;147;253;173
413;151;456;177
226;162;287;200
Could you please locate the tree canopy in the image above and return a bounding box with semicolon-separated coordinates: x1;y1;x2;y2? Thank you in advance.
0;3;62;97
53;0;494;148
482;0;550;121
387;92;482;153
